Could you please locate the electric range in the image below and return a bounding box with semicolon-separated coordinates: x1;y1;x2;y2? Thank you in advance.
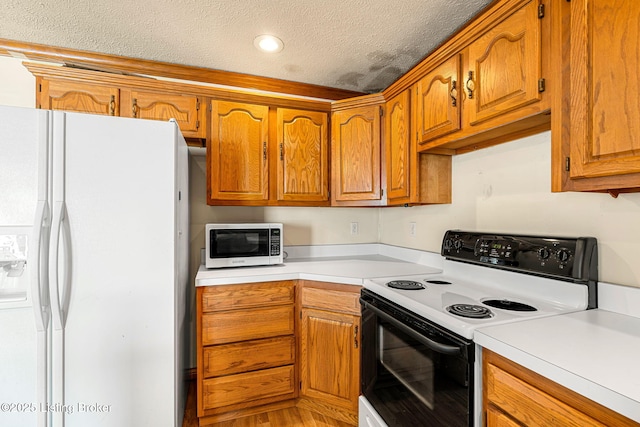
359;230;598;427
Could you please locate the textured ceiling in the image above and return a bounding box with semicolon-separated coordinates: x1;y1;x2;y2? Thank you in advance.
1;0;493;94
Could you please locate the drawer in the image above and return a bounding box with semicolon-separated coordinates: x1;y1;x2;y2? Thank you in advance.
202;365;295;410
202;281;295;312
301;286;361;315
202;305;295;345
203;336;295;378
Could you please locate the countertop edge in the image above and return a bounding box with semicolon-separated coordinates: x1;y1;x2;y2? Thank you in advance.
475;317;640;423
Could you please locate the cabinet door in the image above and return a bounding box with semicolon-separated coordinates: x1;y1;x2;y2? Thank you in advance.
464;0;542;126
39;79;119;116
569;0;640;179
209;101;269;202
415;55;461;144
331;105;382;204
123;90;205;138
386;90;414;203
300;308;360;411
276;109;329;202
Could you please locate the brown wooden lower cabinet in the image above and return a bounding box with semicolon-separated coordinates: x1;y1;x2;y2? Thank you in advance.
483;349;640;427
196;280;361;426
298;281;361;424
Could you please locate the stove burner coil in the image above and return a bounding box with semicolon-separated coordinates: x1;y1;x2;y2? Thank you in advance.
386;280;425;290
426;280;451;285
446;304;493;319
483;299;537;312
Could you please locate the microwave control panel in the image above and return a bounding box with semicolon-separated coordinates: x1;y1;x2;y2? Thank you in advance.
270;228;281;256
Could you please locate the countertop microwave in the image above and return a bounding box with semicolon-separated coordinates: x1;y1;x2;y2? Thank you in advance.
205;223;283;269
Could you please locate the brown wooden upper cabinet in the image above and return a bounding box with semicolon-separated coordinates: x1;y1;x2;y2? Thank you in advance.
34;70;206;139
276;109;329;203
387;90;452;205
553;0;640;194
120;90;204;138
415;0;551;153
462;0;543;127
208;101;270;203
331;95;384;206
208;102;330;206
38;79;120;116
414;55;462;144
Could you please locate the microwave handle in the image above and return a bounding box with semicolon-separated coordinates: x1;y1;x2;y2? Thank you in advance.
360;298;461;356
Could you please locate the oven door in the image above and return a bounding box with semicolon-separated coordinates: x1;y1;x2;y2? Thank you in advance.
360;289;474;427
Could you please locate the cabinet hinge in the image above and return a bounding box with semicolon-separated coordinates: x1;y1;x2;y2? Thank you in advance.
38;84;42;92
208;102;212;112
565;157;570;172
538;78;546;93
196;99;200;111
379;106;384;117
381;188;384;196
538;3;545;18
196;120;200;129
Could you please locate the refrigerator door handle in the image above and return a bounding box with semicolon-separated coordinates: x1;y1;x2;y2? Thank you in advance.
30;199;50;427
31;200;51;332
49;200;72;427
50;200;71;330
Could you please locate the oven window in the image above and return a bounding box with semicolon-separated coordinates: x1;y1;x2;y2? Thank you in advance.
209;229;269;258
362;310;472;427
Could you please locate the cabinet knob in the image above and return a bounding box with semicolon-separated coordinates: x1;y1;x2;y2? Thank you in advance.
132;98;138;118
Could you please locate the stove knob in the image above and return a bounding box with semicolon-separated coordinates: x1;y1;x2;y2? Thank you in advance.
453;239;463;251
556;248;571;263
537;247;551;260
443;238;453;251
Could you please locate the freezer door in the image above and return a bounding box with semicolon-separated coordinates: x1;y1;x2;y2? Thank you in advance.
48;112;185;427
0;105;51;427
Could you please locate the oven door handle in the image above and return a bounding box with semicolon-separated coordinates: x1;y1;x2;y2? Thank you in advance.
360;298;462;355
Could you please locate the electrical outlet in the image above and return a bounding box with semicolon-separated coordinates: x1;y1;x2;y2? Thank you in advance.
350;222;359;235
409;222;417;237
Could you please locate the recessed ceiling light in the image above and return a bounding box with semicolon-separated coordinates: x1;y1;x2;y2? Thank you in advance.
254;35;284;53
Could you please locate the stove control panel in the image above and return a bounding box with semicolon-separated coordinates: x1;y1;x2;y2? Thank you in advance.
442;230;598;283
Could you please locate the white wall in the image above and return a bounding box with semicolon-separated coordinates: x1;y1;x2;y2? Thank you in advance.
189;155;379;270
3;55;639;289
0;56;35;107
380;131;640;288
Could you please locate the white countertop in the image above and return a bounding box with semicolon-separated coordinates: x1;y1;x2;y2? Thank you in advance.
195;252;442;287
195;243;640;422
475;309;640;423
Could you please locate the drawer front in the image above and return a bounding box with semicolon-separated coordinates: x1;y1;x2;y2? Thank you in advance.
202;365;295;410
485;363;604;427
202;281;295;312
203;336;295;378
302;286;361;315
202;306;295;345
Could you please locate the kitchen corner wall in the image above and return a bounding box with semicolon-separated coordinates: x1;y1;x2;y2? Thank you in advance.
380;131;640;288
2;55;640;288
189;155;379;277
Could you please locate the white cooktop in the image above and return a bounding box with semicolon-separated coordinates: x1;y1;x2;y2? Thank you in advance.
363;258;591;339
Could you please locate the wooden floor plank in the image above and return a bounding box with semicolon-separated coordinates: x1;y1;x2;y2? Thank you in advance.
182;380;356;427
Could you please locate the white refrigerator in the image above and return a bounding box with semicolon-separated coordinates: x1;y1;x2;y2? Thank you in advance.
0;105;189;427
